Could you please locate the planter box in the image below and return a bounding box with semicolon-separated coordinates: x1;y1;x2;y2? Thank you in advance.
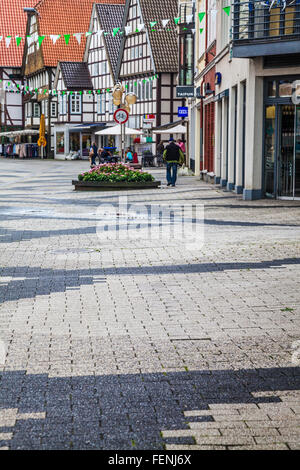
72;180;161;191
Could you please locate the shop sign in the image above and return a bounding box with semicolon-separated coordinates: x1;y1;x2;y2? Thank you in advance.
178;107;188;118
143;114;155;122
176;86;195;98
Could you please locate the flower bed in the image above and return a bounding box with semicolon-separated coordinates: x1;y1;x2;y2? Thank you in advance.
78;163;155;183
73;163;160;191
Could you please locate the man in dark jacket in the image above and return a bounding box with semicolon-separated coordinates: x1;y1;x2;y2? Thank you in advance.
163;138;184;187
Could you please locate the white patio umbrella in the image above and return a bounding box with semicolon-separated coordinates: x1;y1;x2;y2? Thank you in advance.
95;125;143;136
152;124;186;135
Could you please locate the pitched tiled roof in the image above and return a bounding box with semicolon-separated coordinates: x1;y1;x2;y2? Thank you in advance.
0;0;36;67
139;0;178;73
96;2;125;80
35;0;125;67
60;62;93;90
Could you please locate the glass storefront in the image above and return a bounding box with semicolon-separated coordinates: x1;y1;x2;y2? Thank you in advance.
264;78;300;199
69;133;80;152
56;132;65;155
82;134;91;157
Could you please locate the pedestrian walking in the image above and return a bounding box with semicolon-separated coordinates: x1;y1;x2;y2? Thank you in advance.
163;138;184;187
89;142;98;167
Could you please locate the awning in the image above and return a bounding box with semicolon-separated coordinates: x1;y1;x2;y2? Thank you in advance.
69;123;106;132
152;124;186;135
0;129;40;137
95;125;143;136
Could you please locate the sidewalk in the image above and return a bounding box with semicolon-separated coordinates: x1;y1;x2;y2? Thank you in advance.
0;160;299;450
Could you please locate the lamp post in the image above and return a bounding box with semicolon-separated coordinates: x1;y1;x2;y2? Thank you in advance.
112;83;137;162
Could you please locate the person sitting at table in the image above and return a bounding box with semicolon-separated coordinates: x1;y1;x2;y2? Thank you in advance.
100;148;113;163
125;148;133;163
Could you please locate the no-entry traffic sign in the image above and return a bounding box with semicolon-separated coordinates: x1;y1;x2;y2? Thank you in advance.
114;109;129;125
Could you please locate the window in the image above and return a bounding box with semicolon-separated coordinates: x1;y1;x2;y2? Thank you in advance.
59;94;67;115
26;102;32;118
56;132;65;154
33;102;40;118
51;101;57;118
101;62;107;75
92;63;99;76
149;81;153;100
97;93;105;115
179;32;194;86
70;94;81;114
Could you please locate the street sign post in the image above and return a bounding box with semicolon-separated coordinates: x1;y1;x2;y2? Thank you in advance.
114;109;129;162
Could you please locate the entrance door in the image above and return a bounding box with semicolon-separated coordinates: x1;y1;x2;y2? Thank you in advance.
278;105;295;198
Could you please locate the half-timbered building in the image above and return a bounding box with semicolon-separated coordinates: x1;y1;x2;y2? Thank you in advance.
84;1;125;149
117;0;183;154
0;0;36;135
53;61;96;159
22;0;95;158
51;1;125;158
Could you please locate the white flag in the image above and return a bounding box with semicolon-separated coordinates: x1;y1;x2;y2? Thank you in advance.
0;36;3;42
96;30;104;38
162;19;170;28
50;34;61;45
125;25;132;35
73;33;82;44
186;14;193;24
137;23;145;32
5;37;12;48
191;29;196;34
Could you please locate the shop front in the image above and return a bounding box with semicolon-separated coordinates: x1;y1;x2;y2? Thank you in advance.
54;124;105;160
264;77;300;200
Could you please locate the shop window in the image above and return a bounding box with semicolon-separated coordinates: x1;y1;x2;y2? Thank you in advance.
267;81;276;98
69;133;80;152
279;81;293;97
56;132;65;154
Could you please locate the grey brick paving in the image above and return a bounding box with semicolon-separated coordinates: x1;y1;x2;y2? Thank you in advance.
0;159;300;449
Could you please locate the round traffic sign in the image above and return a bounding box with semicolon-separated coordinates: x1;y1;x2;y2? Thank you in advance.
114;108;129;125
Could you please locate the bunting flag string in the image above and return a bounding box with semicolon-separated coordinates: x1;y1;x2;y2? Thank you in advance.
0;74;159;97
4;6;290;48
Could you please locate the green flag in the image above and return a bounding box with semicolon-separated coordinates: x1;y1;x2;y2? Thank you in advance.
15;37;22;47
198;12;206;23
150;21;157;28
174;17;180;25
38;36;46;46
200;28;204;34
64;34;71;45
223;6;231;16
113;27;120;37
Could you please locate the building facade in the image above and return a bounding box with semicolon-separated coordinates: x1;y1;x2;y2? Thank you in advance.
117;0;183;155
0;1;36;134
214;0;300;200
22;0;95;158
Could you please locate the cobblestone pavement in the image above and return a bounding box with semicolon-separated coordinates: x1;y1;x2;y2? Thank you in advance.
0;158;300;450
